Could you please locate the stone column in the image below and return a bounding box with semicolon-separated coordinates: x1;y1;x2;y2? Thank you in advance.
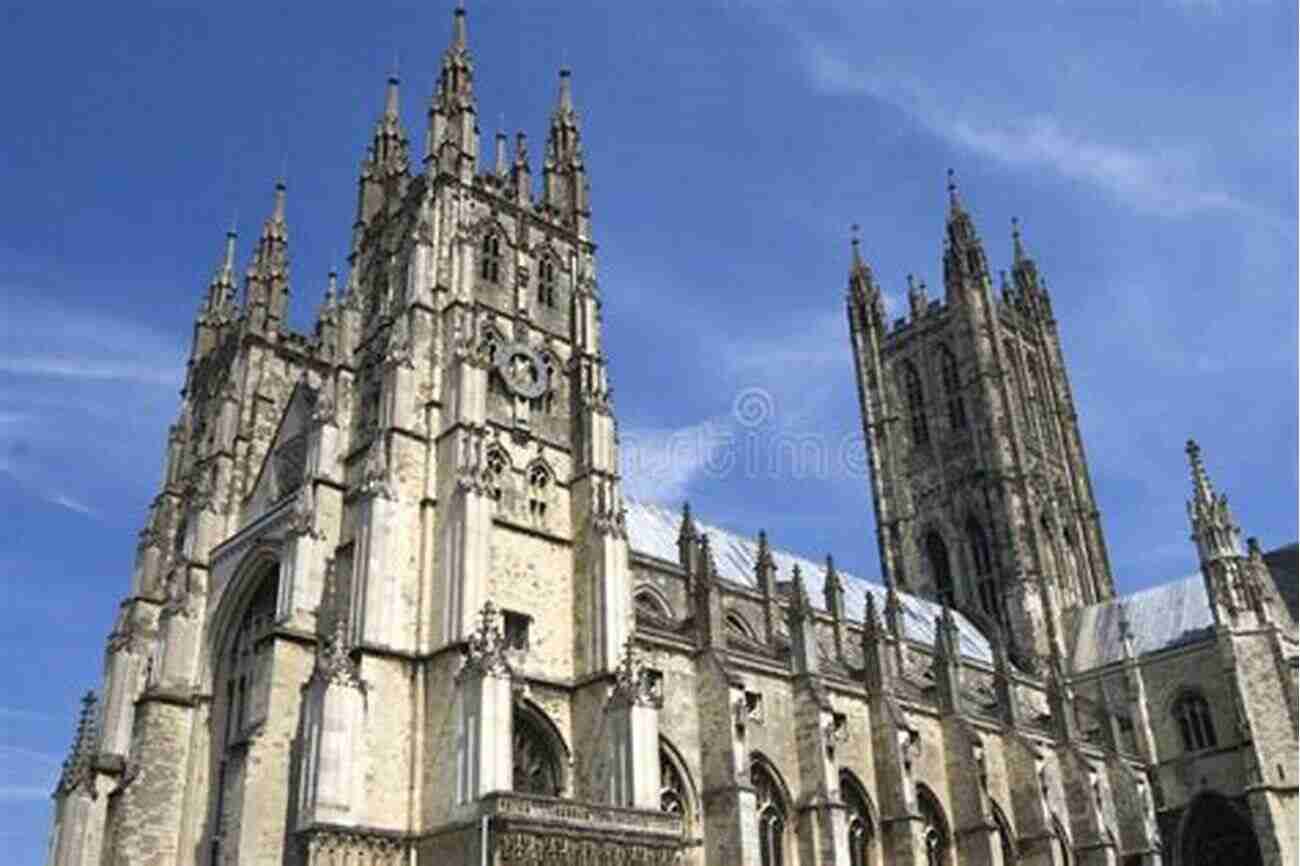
604;641;663;809
297;604;367;829
452;602;515;820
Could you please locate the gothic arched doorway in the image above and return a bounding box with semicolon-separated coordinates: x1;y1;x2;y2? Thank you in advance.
1180;793;1262;866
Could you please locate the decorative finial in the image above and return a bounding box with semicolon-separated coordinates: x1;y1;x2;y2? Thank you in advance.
1186;438;1214;506
272;179;287;222
1012;216;1027;263
222;227;237;272
453;0;467;47
556;66;572;111
325;268;338;305
385;73;401;118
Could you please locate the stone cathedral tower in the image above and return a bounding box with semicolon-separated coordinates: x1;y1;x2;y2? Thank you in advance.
47;8;666;865
848;176;1115;666
44;8;1298;866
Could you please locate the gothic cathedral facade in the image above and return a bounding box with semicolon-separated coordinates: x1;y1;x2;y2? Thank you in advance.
46;8;1298;866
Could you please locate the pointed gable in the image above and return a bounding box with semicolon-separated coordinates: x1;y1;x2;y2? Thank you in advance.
244;381;315;524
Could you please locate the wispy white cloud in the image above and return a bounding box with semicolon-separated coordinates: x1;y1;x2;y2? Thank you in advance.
0;357;181;387
48;494;98;519
621;420;732;504
800;35;1248;219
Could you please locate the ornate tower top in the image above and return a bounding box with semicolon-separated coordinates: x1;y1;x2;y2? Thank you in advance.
1186;438;1242;563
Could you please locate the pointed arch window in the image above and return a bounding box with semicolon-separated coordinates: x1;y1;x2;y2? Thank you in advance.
752;758;788;866
1173;691;1217;752
660;749;687;816
938;345;966;432
537;257;557;308
925;532;954;607
512;709;562;796
211;561;279;865
917;785;950;866
527;463;550;520
484;447;508;503
902;360;929;447
480;232;502;283
967;517;998;621
840;770;875;866
1025;355;1047;443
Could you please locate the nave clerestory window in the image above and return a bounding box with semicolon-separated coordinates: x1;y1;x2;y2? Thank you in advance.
752;759;787;866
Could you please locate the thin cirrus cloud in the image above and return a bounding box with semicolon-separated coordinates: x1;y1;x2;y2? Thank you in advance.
801;44;1247;220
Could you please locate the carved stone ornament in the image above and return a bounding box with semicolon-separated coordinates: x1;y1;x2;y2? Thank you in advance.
314;562;363;690
56;692;100;799
360;440;395;500
460;601;513;680
610;639;663;709
290;483;318;537
495;341;549;400
383;314;414;368
311;387;336;426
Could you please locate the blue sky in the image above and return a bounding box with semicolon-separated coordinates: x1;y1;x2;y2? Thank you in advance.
0;0;1294;860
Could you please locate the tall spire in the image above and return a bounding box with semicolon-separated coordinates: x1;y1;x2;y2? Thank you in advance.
543;67;589;233
1010;216;1044;297
1186;438;1242;563
244;180;290;335
847;224;885;326
942;167;989;300
427;1;479;179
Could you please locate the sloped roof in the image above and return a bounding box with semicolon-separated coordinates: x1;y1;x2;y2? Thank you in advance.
625;499;994;664
1070;572;1215;672
1071;542;1299;673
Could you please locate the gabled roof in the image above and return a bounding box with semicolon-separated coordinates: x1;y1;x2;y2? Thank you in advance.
1070;572;1215;673
624;499;994;665
1070;542;1299;673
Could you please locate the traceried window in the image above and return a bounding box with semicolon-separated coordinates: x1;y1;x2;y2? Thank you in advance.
925;532;954;607
1173;691;1218;752
528;355;556;415
902;360;929;447
1025;355;1048;444
512;710;561;796
660;750;687;816
537;257;557;307
938;345;967;432
841;770;875;866
967;517;999;621
752;758;787;866
527;463;550;519
917;785;949;866
211;562;279;865
480;232;502;283
485;448;507;503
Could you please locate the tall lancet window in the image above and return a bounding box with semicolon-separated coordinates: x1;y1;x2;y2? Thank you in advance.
925;532;954;607
1173;692;1218;752
841;770;876;866
917;785;950;866
752;758;788;866
480;232;502;283
902;360;929;447
537;256;557;307
1025;355;1047;444
967;517;998;621
938;345;966;432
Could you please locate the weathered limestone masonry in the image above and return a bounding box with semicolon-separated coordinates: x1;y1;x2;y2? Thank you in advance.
45;7;1297;866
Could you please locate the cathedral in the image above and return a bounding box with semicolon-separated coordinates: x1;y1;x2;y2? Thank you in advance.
45;6;1298;866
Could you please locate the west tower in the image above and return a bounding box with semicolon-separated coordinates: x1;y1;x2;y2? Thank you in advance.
848;175;1115;667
